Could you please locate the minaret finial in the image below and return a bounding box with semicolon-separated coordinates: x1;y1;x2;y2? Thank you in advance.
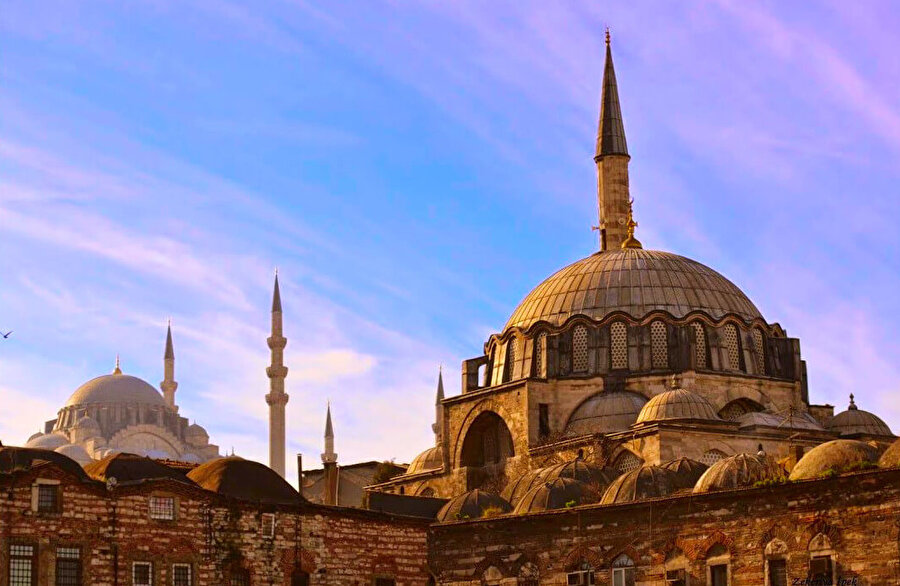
849;393;857;410
605;26;610;46
620;199;643;249
113;354;122;375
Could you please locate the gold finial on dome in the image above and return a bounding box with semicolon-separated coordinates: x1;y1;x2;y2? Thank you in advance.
621;199;643;249
113;354;122;375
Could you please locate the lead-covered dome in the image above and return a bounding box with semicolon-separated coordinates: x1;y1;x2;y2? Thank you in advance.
636;388;721;424
789;440;879;481
826;395;892;437
693;453;783;493
437;489;512;522
66;373;165;407
405;446;443;475
566;391;648;436
505;249;762;331
187;456;299;505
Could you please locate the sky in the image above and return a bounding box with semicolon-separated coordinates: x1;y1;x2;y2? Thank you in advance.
2;1;900;486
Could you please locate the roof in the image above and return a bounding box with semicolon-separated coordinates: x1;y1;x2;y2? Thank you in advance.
0;446;90;481
65;373;165;408
694;453;783;493
501;469;547;507
826;397;892;437
187;457;299;505
513;477;597;514
596;34;628;158
566;391;647;436
600;465;681;504
736;411;824;431
879;438;900;469
636;388;721;424
84;452;193;484
539;459;620;493
660;457;708;487
504;249;763;332
405;446;442;475
789;440;879;481
436;490;511;522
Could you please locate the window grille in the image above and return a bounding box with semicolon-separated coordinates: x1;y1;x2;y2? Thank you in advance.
572;326;589;373
718;402;748;422
55;547;81;586
614;451;641;474
723;324;741;371
503;338;517;383
148;496;175;520
533;332;546;377
261;513;276;538
700;450;727;466
37;484;59;513
230;570;249;586
650;321;668;369
767;559;787;586
610;322;628;370
172;564;192;586
691;323;708;368
9;544;35;586
752;329;766;373
133;562;153;586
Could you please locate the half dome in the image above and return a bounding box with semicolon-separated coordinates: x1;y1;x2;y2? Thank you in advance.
66;373;165;408
436;489;512;522
566;391;648;436
505;249;762;332
789;440;879;481
187;456;299;505
636;388;721;424
694;453;783;493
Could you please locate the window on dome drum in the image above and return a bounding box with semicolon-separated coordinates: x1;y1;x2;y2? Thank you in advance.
261;513;276;538
533;332;547;377
610;322;628;370
55;547;81;586
229;569;249;586
611;554;635;586
723;324;742;371
132;562;153;586
503;338;518;383
613;451;642;474
573;326;589;373
35;482;60;513
172;564;192;586
752;328;766;374
700;450;727;466
691;323;708;369
566;561;594;585
148;496;175;520
650;321;668;369
9;544;36;586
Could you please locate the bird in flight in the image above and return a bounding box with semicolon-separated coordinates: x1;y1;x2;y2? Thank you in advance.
1;331;12;339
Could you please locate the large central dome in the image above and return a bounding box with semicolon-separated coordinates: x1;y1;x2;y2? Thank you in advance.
505;249;762;331
65;373;166;407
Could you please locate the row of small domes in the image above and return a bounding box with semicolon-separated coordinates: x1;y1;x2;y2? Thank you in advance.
437;437;900;521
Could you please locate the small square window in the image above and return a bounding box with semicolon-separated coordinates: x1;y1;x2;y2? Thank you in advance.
133;562;153;586
261;513;276;538
37;484;60;513
172;564;191;586
149;496;175;520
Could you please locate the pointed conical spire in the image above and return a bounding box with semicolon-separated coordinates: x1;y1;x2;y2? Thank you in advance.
436;365;445;404
272;269;282;313
164;319;174;360
325;402;334;438
432;367;445;444
595;29;628;159
322;402;337;464
161;319;178;410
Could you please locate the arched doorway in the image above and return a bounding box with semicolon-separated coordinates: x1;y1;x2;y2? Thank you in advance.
461;411;514;468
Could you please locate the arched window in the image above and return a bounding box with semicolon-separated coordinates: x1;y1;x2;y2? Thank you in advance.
418;487;435;498
706;544;730;586
482;565;503;586
700;449;727;466
533;332;547;378
752;328;766;374
723;324;742;371
566;561;594;586
517;562;539;586
691;322;708;369
650;321;668;369
610;322;628;370
718;398;764;421
503;338;518;383
460;412;515;468
765;539;788;586
613;451;642;474
572;325;589;373
808;533;834;584
611;554;635;586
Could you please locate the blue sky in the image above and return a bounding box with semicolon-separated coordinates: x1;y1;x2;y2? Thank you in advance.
2;1;900;484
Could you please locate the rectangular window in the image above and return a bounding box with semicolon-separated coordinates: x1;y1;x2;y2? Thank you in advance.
37;484;60;513
148;496;175;520
710;564;728;586
767;559;787;586
809;556;832;582
665;569;685;586
133;562;153;586
56;547;82;586
611;568;633;586
172;564;191;586
9;544;35;586
538;404;550;440
261;513;276;538
566;570;594;585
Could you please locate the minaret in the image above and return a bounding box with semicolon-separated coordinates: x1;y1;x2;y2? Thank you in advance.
431;367;445;445
160;320;178;411
322;402;338;505
266;271;289;478
595;29;632;251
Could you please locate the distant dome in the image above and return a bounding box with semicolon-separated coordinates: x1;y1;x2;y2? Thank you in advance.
187;457;299;505
660;458;708;487
501;469;547;507
826;396;892;437
694;454;783;493
0;447;89;481
540;459;620;493
27;431;43;443
66;373;165;408
185;423;209;444
25;432;70;450
513;477;597;514
54;444;92;465
74;415;100;430
566;391;648;435
84;452;191;484
636;387;721;424
879;438;900;469
406;446;443;475
601;465;681;504
789;440;879;481
736;411;823;431
436;490;512;522
504;249;762;332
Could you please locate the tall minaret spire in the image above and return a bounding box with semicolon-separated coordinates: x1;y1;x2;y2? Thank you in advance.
595;29;632;251
322;402;338;505
431;366;445;445
160;319;178;411
322;402;336;464
266;270;289;478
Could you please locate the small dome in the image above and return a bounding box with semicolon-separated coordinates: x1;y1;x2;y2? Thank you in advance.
54;444;92;465
0;446;89;481
513;477;597;514
660;458;708;487
25;432;70;450
789;440;879;481
636;387;721;424
73;416;101;430
879;438;900;469
66;373;165;408
540;458;620;493
601;465;681;504
437;490;512;522
187;457;299;505
736;411;823;431
566;391;648;436
826;395;892;437
694;453;783;493
406;446;443;475
84;452;191;484
27;431;43;443
501;469;547;507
